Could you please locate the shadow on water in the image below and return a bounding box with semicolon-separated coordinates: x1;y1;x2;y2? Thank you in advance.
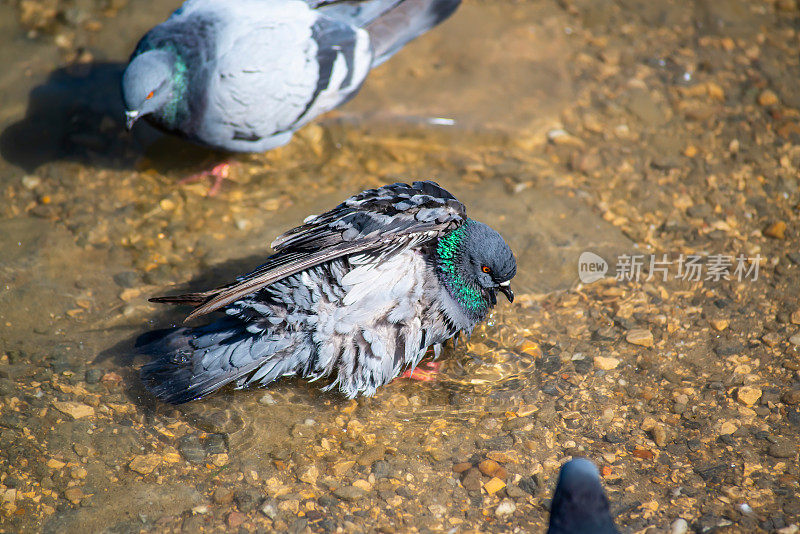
0;60;222;175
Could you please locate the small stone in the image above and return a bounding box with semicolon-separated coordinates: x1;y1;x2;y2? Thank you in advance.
70;466;87;480
764;221;787;239
84;368;103;384
258;393;276;405
356;445;385;466
632;447;655;460
333;486;366;501
234;489;259;513
52;401;94;419
626;329;654;347
495;498;517;518
737;386;762;406
758;89;780;107
670;518;690;534
211;453;229;467
594;356;620;370
47;459;66;469
719;421;738;435
461;468;482;492
789;334;800;346
332;461;355;476
763;332;783;347
227;511;245;529
452;462;472;473
484;477;506;494
768;438;797;458
428;504;447;518
651;425;668;448
213;488;234;505
710;318;729;331
260;502;277;519
298;465;319;485
478;459;507;480
782;390;800;405
352;479;372;492
63;487;83;505
22;175;41;189
129;454;162;475
791;311;800;325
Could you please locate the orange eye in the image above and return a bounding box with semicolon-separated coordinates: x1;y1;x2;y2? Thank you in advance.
146;90;154;100
482;266;492;274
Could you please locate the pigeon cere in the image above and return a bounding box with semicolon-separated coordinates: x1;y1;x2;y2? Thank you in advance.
1;0;800;533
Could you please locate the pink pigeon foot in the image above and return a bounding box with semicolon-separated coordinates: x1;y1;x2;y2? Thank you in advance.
178;161;231;196
399;360;442;382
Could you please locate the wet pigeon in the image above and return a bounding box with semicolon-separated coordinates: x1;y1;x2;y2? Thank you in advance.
547;458;619;534
122;0;461;152
138;181;516;404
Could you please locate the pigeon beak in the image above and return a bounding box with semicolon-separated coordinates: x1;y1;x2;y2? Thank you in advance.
498;281;514;303
125;110;140;130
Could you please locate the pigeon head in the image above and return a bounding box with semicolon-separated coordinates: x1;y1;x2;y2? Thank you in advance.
547;458;619;534
122;50;181;130
436;219;516;319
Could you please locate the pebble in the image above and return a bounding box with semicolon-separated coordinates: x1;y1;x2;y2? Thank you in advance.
767;438;797;459
356;445;385;466
719;421;738;435
762;332;783;347
258;393;276;405
227;511;245;529
332;460;355;476
21;175;41;189
63;487;84;505
763;221;787;239
178;435;207;464
626;329;654;347
461;468;482;492
129;454;162;475
652;425;668;447
758;89;780;107
213;487;234;505
298;465;319;485
782;390;800;405
484;477;506;494
233;489;259;512
478;459;507;480
594;356;620;370
789;334;800;346
85;368;103;384
495;498;517;518
260;502;277;519
709;318;729;331
670;518;689;534
333;486;366;501
51;400;94;419
736;386;762;406
791;311;800;325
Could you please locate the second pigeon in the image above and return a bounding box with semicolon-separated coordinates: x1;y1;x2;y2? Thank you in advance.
122;0;461;153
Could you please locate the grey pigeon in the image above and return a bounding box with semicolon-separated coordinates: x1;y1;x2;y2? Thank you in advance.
122;0;461;152
547;458;620;534
139;181;516;403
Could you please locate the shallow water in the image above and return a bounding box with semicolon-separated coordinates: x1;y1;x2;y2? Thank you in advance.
3;0;798;532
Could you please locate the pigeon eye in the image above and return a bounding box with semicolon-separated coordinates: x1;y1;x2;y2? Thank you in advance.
146;90;154;100
482;266;492;274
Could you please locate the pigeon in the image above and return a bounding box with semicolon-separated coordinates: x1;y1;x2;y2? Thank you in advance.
139;180;516;404
122;0;461;153
547;458;620;534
